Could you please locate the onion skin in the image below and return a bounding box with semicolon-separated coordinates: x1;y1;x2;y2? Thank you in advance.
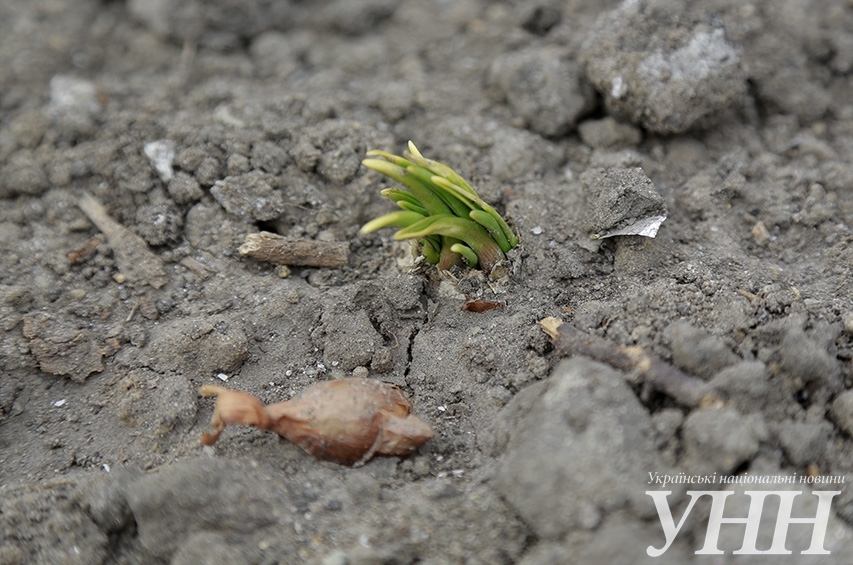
200;378;434;466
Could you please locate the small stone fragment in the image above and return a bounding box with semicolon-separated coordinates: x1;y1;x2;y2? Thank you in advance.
751;221;771;246
144;140;177;182
46;75;100;129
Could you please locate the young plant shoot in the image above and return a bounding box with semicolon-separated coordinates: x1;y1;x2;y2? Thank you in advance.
360;142;518;274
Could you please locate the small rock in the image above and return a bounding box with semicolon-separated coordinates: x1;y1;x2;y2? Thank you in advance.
751;221;771;246
46;74;100;131
371;346;394;373
144;140;176;182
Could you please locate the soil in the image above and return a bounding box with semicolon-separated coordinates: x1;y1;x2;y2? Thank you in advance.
2;0;853;564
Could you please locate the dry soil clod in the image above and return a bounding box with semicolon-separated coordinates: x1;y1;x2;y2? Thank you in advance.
199;378;434;466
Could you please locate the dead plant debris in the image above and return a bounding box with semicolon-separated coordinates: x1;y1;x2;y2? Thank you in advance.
199;378;434;466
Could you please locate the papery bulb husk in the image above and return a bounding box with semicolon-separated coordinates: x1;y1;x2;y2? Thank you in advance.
199;384;272;445
200;379;434;465
264;378;432;465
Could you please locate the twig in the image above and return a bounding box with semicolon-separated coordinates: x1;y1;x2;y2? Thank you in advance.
239;231;349;268
539;317;719;408
179;256;217;280
77;192;167;289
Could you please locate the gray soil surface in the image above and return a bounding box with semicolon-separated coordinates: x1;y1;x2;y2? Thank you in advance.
3;0;853;563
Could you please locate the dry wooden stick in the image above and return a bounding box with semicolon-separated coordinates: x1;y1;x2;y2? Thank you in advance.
179;256;217;280
239;231;349;268
539;317;719;408
77;192;168;289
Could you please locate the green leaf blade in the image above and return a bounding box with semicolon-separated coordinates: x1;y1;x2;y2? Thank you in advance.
360;210;425;234
394;215;505;273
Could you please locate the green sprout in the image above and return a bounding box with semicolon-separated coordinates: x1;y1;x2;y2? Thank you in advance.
360;141;518;274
